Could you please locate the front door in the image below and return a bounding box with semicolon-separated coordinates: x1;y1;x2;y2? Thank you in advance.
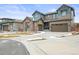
44;22;49;30
38;25;43;31
25;23;29;31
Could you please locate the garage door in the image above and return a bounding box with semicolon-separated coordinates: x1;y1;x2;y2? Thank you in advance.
3;25;9;31
51;23;68;32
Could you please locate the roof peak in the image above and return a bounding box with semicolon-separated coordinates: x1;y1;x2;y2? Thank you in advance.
57;4;74;11
32;10;45;16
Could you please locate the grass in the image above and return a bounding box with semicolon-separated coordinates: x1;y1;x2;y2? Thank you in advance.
0;34;18;38
0;31;32;39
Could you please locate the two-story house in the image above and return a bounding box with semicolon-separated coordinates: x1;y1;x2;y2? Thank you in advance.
32;4;75;32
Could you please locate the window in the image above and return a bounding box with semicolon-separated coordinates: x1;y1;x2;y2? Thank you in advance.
53;14;56;19
34;13;40;20
71;11;73;17
35;14;39;18
61;10;67;16
0;20;2;22
47;15;50;17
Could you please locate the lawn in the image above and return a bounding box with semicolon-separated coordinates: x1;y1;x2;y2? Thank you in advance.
0;31;32;39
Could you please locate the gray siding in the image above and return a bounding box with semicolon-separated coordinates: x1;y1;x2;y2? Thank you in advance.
33;12;44;21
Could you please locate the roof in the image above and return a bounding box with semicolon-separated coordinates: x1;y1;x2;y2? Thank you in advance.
57;4;74;11
0;18;23;24
0;21;15;24
32;10;45;16
57;4;75;16
45;12;57;15
23;16;33;22
0;18;16;20
15;20;23;23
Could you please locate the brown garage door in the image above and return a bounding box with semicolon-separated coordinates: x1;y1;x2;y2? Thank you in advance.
51;23;68;32
3;25;9;31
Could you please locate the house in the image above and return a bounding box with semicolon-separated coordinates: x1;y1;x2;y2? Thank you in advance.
0;18;15;31
32;4;75;32
0;18;23;32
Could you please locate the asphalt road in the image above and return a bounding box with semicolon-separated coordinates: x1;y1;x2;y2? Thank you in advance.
0;39;30;55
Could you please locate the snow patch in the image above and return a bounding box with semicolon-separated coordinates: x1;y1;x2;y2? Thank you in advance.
49;36;61;39
0;40;9;43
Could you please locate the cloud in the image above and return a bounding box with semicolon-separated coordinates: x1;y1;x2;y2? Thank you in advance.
74;8;79;22
0;4;32;20
51;9;56;12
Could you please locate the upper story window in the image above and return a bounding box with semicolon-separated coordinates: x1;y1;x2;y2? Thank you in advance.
61;10;67;16
33;13;41;20
35;14;39;18
0;20;2;22
46;15;53;19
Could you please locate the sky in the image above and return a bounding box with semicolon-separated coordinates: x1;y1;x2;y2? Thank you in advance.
0;4;79;22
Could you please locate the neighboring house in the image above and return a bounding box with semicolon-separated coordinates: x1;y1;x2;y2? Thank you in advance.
32;4;75;32
23;17;33;31
73;23;79;32
13;20;23;31
0;18;15;31
0;18;23;32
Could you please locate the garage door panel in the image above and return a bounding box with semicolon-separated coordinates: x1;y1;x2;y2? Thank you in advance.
51;24;68;32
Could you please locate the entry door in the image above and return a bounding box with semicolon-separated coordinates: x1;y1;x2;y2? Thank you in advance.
25;23;29;31
3;25;9;31
44;22;49;29
38;25;43;31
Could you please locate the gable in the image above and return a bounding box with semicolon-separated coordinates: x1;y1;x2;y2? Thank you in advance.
23;17;32;23
57;4;75;16
57;5;70;11
37;19;43;25
32;11;44;21
32;11;44;16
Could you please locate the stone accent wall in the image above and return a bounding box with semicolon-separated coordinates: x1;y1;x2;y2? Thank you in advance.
23;18;33;32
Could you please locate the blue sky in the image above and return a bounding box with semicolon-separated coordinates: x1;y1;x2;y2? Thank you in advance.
0;4;79;22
